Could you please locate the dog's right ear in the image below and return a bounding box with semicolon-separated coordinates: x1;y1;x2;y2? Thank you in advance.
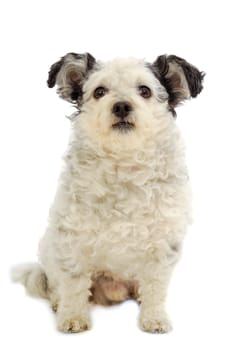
47;52;96;103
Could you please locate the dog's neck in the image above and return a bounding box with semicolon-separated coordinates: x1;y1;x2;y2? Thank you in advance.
64;125;188;186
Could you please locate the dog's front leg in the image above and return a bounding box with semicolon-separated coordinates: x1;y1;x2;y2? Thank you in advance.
138;266;174;333
56;272;92;333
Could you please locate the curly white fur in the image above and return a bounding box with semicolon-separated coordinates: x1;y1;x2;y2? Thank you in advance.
13;57;194;334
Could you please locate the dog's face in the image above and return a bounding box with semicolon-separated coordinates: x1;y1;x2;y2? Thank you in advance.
48;53;204;151
80;58;171;150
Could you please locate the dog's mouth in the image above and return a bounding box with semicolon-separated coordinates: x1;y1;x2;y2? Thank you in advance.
112;121;135;131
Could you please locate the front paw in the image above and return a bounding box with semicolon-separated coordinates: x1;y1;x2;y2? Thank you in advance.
57;314;91;333
139;311;172;334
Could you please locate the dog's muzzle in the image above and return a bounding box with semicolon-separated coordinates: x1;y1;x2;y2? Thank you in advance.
112;101;135;131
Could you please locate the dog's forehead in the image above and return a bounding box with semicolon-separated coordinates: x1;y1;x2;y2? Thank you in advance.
99;57;149;76
85;58;156;89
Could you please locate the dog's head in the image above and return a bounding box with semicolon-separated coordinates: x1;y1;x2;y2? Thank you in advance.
48;53;204;151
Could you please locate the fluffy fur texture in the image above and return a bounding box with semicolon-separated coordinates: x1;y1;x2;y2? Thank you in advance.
12;53;204;333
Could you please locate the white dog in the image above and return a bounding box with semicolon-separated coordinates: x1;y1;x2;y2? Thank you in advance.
12;53;204;333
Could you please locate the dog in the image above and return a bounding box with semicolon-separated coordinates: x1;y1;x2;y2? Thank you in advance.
12;52;204;333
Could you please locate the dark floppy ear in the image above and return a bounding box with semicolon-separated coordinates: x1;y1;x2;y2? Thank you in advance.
47;52;96;103
153;55;205;109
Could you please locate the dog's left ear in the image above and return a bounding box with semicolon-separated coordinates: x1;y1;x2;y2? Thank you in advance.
47;52;96;103
153;55;205;109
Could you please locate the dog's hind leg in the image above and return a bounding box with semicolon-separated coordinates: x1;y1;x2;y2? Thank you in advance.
11;263;49;299
12;263;61;312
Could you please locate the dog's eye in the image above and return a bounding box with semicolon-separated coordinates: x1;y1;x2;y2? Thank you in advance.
138;86;152;98
94;87;107;99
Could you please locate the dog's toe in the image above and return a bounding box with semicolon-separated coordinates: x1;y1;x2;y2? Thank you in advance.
51;302;58;313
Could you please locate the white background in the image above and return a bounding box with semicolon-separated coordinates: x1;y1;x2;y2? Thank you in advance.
0;0;231;349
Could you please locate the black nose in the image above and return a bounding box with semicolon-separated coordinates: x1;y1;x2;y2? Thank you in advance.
112;101;132;118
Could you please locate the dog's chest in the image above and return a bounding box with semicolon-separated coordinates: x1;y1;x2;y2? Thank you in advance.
69;156;170;246
77;159;157;216
47;149;190;275
62;162;160;271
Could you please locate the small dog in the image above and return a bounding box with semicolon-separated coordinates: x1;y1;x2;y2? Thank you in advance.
12;53;204;333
